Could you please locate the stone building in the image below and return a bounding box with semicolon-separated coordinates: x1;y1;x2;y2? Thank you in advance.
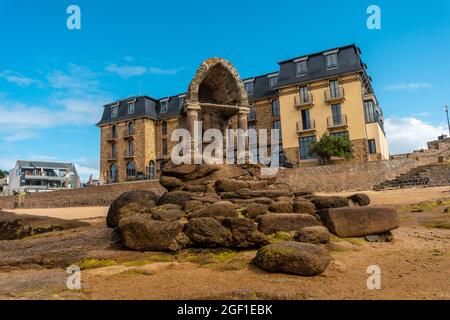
97;44;388;184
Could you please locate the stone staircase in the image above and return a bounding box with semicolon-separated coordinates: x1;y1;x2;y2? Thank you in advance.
374;164;450;191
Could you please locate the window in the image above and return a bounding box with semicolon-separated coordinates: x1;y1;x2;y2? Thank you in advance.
331;104;343;125
128;102;135;115
179;96;185;108
111;106;118;118
128;121;135;135
248;124;255;130
127;140;135;157
364;100;376;123
299;136;316;160
162;139;168;156
244;81;254;95
248;108;256;121
330;80;340;98
161;121;168;135
330;131;349;138
110;164;118;183
296;59;308;75
299;86;309;103
368;139;377;154
269;75;278;88
301;109;311;130
111;125;117;138
272;99;280;117
111;143;117;158
160;100;169;114
148;161;155;179
126;162;136;178
273;120;281;131
325;52;338;69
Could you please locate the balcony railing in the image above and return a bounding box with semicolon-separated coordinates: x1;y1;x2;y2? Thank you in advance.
107;133;118;141
248;111;257;122
296;119;316;133
324;87;345;103
125;149;136;158
327;114;348;128
294;94;313;108
107;152;118;160
123;128;136;139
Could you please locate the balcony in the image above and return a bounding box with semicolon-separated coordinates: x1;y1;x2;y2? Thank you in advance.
106;133;118;142
123;128;136;140
324;87;345;104
107;152;118;161
248;111;257;122
124;150;136;159
296;119;316;134
293;94;314;108
327;115;348;129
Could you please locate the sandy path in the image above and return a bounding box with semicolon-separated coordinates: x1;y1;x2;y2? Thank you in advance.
8;207;108;220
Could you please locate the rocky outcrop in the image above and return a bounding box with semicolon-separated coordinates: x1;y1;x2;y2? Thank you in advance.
0;211;89;240
295;226;331;244
310;196;349;210
348;193;371;206
253;241;331;276
317;206;399;238
293;200;316;214
256;214;320;235
119;216;187;251
106;190;159;228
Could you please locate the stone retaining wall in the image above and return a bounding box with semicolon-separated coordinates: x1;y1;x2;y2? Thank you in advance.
277;156;440;192
0;180;165;209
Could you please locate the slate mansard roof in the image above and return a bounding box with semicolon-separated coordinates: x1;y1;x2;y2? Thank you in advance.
97;44;371;126
16;160;76;170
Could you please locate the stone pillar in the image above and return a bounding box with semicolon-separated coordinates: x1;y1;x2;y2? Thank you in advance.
185;104;202;162
237;107;251;163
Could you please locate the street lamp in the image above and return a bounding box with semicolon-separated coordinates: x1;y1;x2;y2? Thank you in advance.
445;106;450;137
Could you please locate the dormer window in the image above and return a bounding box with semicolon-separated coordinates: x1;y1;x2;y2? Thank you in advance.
268;74;278;88
111;105;118;118
324;50;338;69
128;102;135;115
295;57;308;76
160;99;169;114
244;80;254;95
178;95;185;108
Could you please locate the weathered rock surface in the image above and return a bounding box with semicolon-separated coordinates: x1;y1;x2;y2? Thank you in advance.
293;200;316;214
253;241;331;276
106;190;159;228
244;203;269;219
317;206;399;238
221;217;269;247
295;226;331;244
0;211;90;240
158;191;193;207
221;189;293;200
256;214;320;235
310;196;349;210
365;231;394;242
151;209;185;222
348;193;371;206
269;201;293;213
159;176;183;191
188;201;239;219
119;216;186;251
184;218;232;247
215;179;249;192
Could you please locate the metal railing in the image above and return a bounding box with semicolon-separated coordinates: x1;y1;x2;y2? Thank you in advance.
327;114;348;128
294;93;313;107
107;152;118;160
123;128;136;137
324;86;345;101
296;119;316;132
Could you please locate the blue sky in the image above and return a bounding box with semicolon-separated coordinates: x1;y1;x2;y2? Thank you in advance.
0;0;449;180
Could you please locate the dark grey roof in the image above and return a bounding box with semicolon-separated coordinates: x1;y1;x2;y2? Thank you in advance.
17;160;75;170
98;44;372;124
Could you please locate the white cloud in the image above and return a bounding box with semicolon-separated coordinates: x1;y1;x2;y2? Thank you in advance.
105;64;148;78
0;70;40;87
385;82;433;91
105;63;184;78
2;131;37;142
385;117;446;154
